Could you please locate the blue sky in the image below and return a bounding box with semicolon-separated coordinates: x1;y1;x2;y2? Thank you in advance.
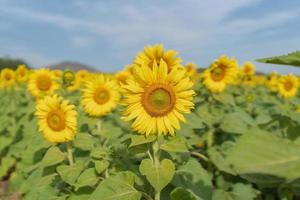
0;0;300;74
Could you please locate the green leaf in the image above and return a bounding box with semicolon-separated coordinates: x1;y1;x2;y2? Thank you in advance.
57;161;85;186
139;159;175;192
170;187;200;200
94;160;109;174
75;168;98;189
89;171;142;200
184;113;205;129
90;147;110;160
160;135;188;153
231;183;259;200
130;134;156;147
220;110;254;134
73;133;95;151
172;158;213;200
0;156;15;178
256;51;300;67
212;183;258;200
41;146;65;168
224;128;300;185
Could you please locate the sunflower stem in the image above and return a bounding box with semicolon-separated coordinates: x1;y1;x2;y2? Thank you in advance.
152;140;161;200
67;142;74;166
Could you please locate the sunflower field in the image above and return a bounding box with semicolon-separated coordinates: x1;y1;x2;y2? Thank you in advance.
1;44;300;200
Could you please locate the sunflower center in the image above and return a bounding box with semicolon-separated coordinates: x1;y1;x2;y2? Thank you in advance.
211;67;225;81
94;87;110;104
284;81;293;91
5;73;12;81
19;69;25;76
142;84;175;117
47;110;66;131
37;75;52;91
244;66;251;74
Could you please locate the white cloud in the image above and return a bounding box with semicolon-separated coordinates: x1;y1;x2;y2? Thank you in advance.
0;0;299;70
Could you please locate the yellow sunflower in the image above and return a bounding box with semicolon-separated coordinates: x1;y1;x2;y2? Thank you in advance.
277;74;299;98
122;60;195;136
28;69;59;98
266;72;278;92
76;70;90;82
115;69;131;85
240;62;255;76
185;62;197;77
36;95;77;143
52;69;63;79
81;74;120;117
134;44;182;71
16;64;29;83
0;68;16;89
203;55;238;93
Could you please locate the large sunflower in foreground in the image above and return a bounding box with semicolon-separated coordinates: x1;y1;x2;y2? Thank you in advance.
277;74;299;98
16;64;29;83
35;95;77;143
122;60;195;136
0;68;15;89
28;69;59;98
203;55;238;93
81;74;120;117
134;44;182;71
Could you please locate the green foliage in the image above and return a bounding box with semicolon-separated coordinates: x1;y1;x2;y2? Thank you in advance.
0;56;29;70
1;77;300;200
256;51;300;67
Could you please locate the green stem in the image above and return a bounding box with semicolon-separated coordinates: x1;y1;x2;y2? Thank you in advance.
191;151;208;161
152;140;161;200
67;142;74;166
154;192;160;200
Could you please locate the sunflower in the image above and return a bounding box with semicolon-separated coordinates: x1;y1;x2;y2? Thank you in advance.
81;74;120;117
76;70;90;82
266;72;278;92
115;69;131;85
134;44;182;71
16;64;29;83
122;60;195;136
277;74;299;98
242;76;256;87
36;95;77;143
0;68;16;89
185;62;197;77
240;62;255;76
28;69;59;98
52;69;63;78
203;55;238;93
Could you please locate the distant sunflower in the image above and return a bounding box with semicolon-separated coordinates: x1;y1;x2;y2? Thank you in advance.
185;62;197;77
134;44;182;71
36;95;77;143
277;74;299;98
203;55;238;93
52;70;63;79
0;68;16;89
240;62;255;76
122;60;195;136
115;69;131;85
76;70;90;82
28;69;59;98
16;64;29;83
266;72;278;92
81;74;120;117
